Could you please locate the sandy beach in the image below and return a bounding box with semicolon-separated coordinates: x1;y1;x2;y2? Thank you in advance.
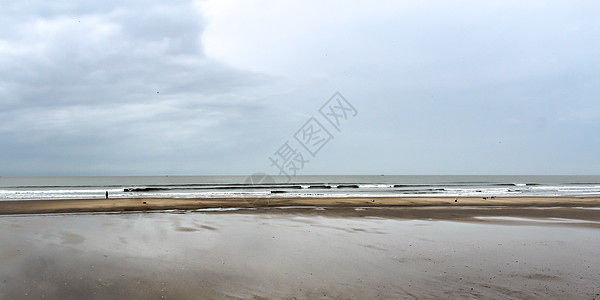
0;197;599;299
1;196;600;215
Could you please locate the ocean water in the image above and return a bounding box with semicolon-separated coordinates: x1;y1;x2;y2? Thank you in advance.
0;175;599;201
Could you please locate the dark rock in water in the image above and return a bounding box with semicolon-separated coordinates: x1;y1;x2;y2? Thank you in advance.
124;187;152;192
309;185;331;189
337;184;359;189
270;190;286;194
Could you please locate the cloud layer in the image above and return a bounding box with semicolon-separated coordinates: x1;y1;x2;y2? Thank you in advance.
1;0;599;175
0;1;282;175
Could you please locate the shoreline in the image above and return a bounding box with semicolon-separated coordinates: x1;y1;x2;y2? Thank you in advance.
1;196;600;215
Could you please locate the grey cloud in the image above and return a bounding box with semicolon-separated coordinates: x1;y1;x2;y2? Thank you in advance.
1;1;262;108
0;1;282;175
2;1;599;176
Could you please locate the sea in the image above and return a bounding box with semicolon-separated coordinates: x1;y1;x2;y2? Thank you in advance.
1;175;599;201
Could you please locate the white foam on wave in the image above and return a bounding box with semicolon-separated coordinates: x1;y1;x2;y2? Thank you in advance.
359;184;395;189
2;182;600;201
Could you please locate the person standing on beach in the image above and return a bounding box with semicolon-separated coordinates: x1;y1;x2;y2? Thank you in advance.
105;191;109;199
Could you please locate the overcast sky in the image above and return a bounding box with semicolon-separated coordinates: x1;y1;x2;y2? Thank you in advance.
1;0;599;176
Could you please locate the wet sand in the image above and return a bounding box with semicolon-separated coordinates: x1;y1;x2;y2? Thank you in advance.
0;206;599;299
1;196;600;215
1;198;600;299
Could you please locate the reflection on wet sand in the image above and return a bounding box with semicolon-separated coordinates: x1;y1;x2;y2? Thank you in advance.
1;207;599;299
